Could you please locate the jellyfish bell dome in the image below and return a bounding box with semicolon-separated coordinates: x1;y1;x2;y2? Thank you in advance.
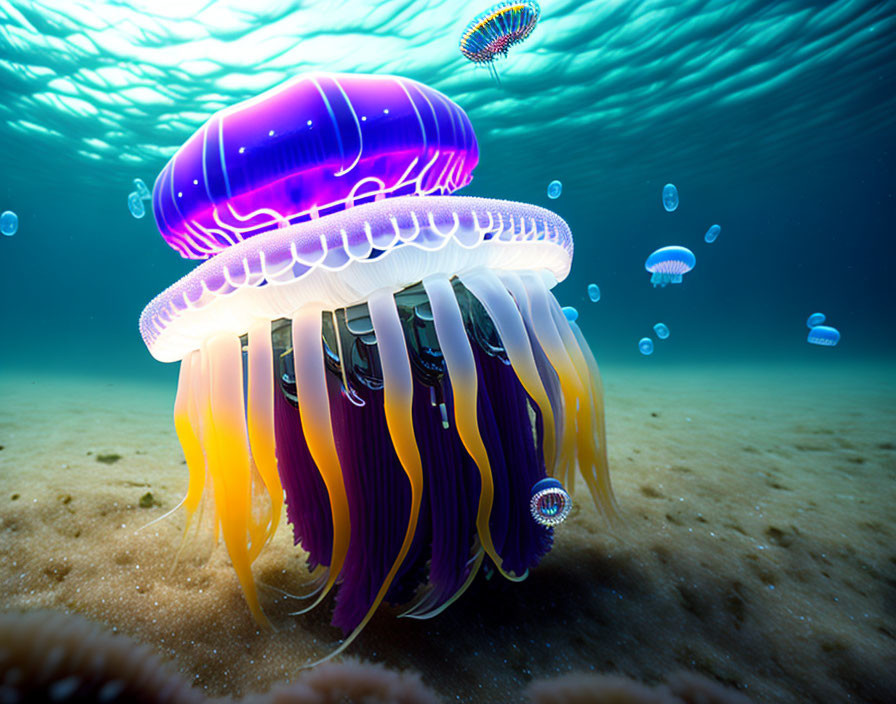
644;245;696;287
151;72;479;260
140;71;615;659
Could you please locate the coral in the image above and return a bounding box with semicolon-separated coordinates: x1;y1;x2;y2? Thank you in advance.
666;671;753;704
525;672;753;704
0;610;753;704
526;674;671;704
242;660;442;704
0;611;204;704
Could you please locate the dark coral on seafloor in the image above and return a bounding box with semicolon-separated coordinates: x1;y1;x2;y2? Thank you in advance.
0;610;754;704
525;671;754;704
0;610;204;704
240;660;442;704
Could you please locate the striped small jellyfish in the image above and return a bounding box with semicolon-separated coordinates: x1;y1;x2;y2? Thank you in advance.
547;180;562;199
639;337;654;355
645;246;696;287
808;325;840;346
139;72;615;660
704;224;720;243
653;322;669;339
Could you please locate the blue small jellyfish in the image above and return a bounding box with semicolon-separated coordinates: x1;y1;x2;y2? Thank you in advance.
133;178;151;201
662;183;679;212
587;283;600;302
0;210;18;237
128;192;146;219
529;478;572;526
639;337;654;355
806;312;825;328
561;305;578;322
547;180;562;199
645;245;695;287
653;322;670;339
808;325;840;347
704;224;721;243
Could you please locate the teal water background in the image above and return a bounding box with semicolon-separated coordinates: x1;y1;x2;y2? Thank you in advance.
1;1;893;381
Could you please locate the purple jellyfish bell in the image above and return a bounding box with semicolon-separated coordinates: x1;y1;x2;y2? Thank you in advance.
152;73;478;259
140;71;616;663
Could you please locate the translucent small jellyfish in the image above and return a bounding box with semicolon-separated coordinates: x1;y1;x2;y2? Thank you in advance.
133;178;151;200
0;210;18;237
562;305;578;322
704;224;721;243
639;337;654;355
587;283;600;302
653;322;670;339
529;478;572;526
547;180;562;199
645;245;695;287
662;183;679;212
808;325;840;347
128;192;146;219
806;312;825;328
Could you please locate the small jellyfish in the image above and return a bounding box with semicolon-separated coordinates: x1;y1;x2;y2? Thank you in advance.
133;178;151;200
0;210;18;237
645;245;695;287
808;325;840;347
547;180;562;199
662;183;679;212
128;192;146;219
653;322;670;339
704;224;721;243
639;337;654;355
529;478;572;526
806;312;825;328
562;305;579;322
587;283;600;302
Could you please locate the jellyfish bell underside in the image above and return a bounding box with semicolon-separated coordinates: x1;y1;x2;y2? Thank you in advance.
139;71;614;660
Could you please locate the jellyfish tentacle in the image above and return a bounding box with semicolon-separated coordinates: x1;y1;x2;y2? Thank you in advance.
459;268;557;474
304;288;425;666
290;306;351;611
401;546;485;620
516;271;616;519
566;319;619;522
515;271;592;497
539;277;616;518
422;274;518;581
259;564;328;599
553;309;612;516
172;350;206;539
201;333;272;629
498;271;576;488
246;319;284;549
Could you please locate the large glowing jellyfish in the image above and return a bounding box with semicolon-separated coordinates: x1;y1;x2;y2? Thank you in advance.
140;72;615;661
460;1;541;83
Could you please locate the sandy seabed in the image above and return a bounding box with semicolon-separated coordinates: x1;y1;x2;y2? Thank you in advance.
0;361;894;703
